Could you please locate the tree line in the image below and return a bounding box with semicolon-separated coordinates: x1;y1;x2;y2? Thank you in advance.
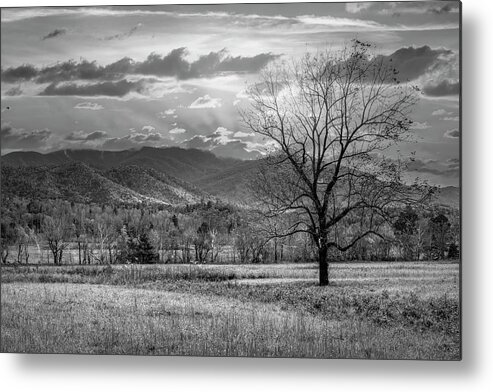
0;196;459;266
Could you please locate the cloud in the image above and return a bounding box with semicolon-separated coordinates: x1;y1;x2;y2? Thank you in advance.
79;131;107;141
42;28;67;40
169;128;186;134
423;80;460;96
378;2;459;16
233;131;255;138
345;3;372;14
244;139;279;155
410;121;431;130
0;7;234;23
432;109;453;116
2;48;278;86
1;6;458;32
182;127;233;148
4;59;121;84
133;48;194;79
179;127;266;159
40;79;144;97
212;140;263;159
103;57;136;75
1;64;38;83
374;46;453;82
101;23;142;41
182;135;213;150
406;157;459;178
158;108;177;118
141;125;155;133
36;60;111;84
444;129;460;139
443;116;459;121
65;130;108;141
429;3;460;14
100;132;171;150
447;158;460;169
216;52;281;73
4;86;23;96
189;94;222;109
182;127;233;147
73;102;104;110
0;7;222;23
211;127;234;144
1;123;51;150
182;134;261;160
64;128;175;151
296;15;383;30
137;48;279;80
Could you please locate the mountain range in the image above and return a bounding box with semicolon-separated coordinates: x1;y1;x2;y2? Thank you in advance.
1;147;252;206
1;147;237;182
1;147;460;209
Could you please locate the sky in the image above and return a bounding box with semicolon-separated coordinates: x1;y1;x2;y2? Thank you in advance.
0;1;460;186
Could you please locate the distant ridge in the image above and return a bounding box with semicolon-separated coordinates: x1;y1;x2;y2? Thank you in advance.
1;147;239;182
1;162;145;205
1;148;460;209
1;162;213;206
105;165;208;205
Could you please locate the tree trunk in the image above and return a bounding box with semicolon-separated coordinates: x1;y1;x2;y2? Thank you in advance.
274;240;278;263
1;248;9;264
318;245;329;286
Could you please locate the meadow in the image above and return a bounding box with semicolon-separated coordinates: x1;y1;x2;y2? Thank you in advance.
0;262;460;359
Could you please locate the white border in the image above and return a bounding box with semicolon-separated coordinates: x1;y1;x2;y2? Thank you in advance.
1;1;492;391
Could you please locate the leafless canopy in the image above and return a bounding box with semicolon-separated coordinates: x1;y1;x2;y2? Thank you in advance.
241;41;428;284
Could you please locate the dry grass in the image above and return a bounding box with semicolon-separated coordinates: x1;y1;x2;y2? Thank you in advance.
1;261;459;286
0;262;460;359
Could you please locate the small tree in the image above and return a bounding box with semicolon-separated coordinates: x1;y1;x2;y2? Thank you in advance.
1;221;16;264
242;41;428;285
393;206;419;260
43;215;71;265
15;226;31;264
448;243;459;259
429;213;450;260
73;210;86;265
127;229;158;264
234;226;251;263
194;222;212;263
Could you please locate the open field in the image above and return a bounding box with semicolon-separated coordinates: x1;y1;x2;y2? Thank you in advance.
0;262;460;359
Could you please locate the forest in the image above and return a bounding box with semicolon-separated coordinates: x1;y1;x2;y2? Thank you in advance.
0;194;460;266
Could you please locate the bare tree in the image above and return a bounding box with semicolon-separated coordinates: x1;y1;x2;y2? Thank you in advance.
194;222;212;263
43;215;71;265
72;208;86;265
15;226;31;264
241;41;428;285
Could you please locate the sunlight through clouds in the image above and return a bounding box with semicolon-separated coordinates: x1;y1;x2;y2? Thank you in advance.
0;2;459;185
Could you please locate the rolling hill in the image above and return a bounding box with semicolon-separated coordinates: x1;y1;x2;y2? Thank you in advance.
105;165;208;205
1;147;460;209
1;162;213;206
1;147;238;182
1;163;145;205
195;159;261;205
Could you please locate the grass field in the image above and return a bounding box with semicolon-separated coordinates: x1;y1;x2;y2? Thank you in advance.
0;262;460;359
